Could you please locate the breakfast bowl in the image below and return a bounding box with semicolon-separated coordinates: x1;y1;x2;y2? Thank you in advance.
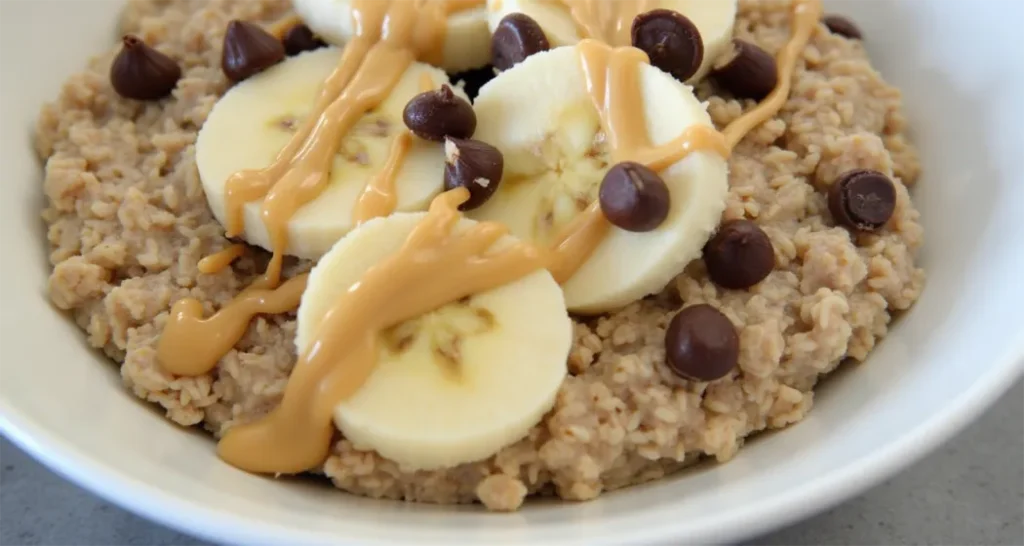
1;0;1022;544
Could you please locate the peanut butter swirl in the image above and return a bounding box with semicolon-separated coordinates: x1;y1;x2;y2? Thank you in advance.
217;188;543;473
159;274;309;376
352;131;413;225
197;244;246;275
351;75;436;225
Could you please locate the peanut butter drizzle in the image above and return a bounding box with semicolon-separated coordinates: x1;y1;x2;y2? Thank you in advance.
352;131;413;225
197;244;246;275
158;275;309;376
721;0;822;150
158;0;481;378
268;14;303;39
545;201;608;284
217;188;543;473
552;0;655;45
418;72;436;93
351;74;437;225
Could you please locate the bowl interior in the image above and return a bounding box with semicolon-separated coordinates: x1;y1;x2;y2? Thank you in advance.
1;1;1022;545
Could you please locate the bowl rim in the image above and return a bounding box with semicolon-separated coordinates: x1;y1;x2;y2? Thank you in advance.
3;347;1021;546
3;0;1024;542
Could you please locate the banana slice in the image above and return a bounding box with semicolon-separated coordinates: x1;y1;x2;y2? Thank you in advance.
293;0;492;73
296;212;572;471
486;0;737;82
197;48;470;260
469;45;729;314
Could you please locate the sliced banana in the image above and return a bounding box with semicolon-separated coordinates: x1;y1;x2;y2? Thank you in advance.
197;48;470;260
296;212;572;471
293;0;492;73
469;45;729;314
486;0;737;82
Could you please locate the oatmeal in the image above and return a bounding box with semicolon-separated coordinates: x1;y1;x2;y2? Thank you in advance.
38;0;923;511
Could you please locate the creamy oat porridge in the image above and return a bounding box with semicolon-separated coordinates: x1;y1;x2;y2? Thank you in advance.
39;0;923;511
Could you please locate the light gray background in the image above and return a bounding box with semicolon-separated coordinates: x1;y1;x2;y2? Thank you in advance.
2;380;1021;546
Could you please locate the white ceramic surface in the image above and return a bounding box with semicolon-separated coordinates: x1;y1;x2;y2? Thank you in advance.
1;1;1022;544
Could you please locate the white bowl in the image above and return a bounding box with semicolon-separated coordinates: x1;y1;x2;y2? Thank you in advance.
1;0;1022;544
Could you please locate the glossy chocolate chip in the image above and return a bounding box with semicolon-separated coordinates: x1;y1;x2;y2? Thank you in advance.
222;20;286;82
448;65;496;101
109;35;182;101
665;304;739;382
631;9;704;82
403;85;477;141
598;162;670;232
444;138;504;210
703;219;775;289
823;15;863;40
492;13;550;71
282;24;326;56
828;169;896;232
709;39;778;100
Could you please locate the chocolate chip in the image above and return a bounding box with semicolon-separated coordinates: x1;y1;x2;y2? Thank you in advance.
492;13;550;71
444;138;503;210
703;220;774;289
631;9;704;82
403;85;476;141
828;169;896;232
598;162;670;232
665;304;739;382
109;35;181;101
222;20;285;82
709;39;778;100
282;24;326;56
447;65;496;100
823;15;863;40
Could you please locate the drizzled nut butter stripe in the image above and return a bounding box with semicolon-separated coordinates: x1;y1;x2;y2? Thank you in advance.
351;74;437;225
721;0;822;150
159;274;309;376
552;0;655;45
217;188;543;473
197;244;246;275
352;131;414;225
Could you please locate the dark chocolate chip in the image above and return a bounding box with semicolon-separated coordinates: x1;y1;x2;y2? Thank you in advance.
703;219;775;289
447;65;497;101
631;9;704;82
828;169;896;232
492;13;550;71
665;304;739;382
444;137;504;210
598;162;670;232
109;35;182;101
222;20;286;82
403;85;476;141
823;15;863;40
282;24;326;56
709;39;778;100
